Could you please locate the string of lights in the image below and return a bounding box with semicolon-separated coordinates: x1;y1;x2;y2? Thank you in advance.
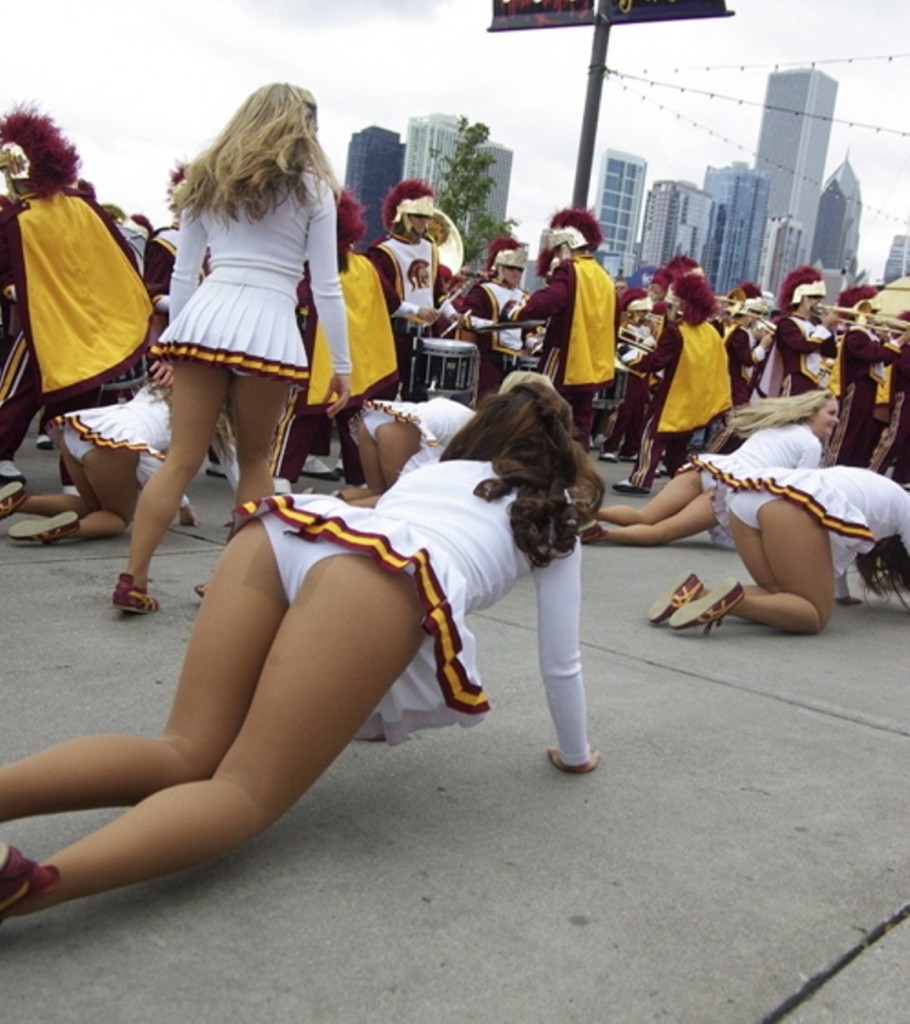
605;69;910;140
612;82;907;230
619;52;910;76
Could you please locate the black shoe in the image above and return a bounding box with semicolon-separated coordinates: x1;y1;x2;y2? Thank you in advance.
598;451;618;463
612;479;651;496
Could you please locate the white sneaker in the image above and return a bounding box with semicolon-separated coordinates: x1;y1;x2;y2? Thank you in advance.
0;460;25;483
35;434;54;451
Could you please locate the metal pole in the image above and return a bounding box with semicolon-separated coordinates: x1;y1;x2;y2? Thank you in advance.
571;0;611;208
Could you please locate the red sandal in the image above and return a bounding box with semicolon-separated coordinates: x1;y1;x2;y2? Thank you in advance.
112;573;159;614
0;843;60;918
668;577;744;634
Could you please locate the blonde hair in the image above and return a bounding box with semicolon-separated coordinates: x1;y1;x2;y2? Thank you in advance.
179;83;338;222
499;370;554;394
729;391;836;437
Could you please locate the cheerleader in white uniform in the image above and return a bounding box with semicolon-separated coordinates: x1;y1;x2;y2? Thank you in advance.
590;391;838;547
650;465;910;635
113;83;351;613
0;381;602;923
0;377;235;542
338;396;474;505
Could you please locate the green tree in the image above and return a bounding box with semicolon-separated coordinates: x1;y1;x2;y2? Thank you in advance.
433;117;517;270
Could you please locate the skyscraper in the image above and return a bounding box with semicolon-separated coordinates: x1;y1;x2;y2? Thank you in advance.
404;113;513;222
344;126;405;247
884;235;910;284
811;157;861;277
594;149;647;277
640;180;713;270
702;162;771;293
755;68;838;274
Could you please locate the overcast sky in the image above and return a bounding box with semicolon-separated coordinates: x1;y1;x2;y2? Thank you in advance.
4;0;908;279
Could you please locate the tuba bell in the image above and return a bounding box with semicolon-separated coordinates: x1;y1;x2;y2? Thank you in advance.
425;208;464;276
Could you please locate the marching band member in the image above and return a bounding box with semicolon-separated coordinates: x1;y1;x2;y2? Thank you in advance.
759;266;838;397
367;179;446;401
446;236;531;398
0;106;151;487
868;311;910;487
506;208;616;450
613;270;730;495
597;288;658;463
270;190;400;491
827;286;905;468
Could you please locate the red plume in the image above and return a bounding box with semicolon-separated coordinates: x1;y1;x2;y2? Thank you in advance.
335;189;367;252
617;287;648;314
381;178;434;231
735;280;762;299
549;207;603;248
130;213;154;236
485;235;524;272
836;284;878;309
665;255;700;277
672;272;716;326
777;265;822;310
0;105;80;197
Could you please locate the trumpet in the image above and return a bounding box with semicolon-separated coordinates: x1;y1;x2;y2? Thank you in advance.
820;305;910;338
617;324;656;353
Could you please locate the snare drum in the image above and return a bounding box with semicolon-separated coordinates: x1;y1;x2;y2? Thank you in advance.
592;364;629;410
413;339;478;401
501;351;542;375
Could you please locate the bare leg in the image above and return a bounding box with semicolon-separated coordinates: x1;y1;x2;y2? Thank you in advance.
598;490;716;546
69;448;140;539
230;375;292;505
8;530;424;915
0;522;286;823
376;421;421;490
125;363;231;588
598;472;704;526
338;420;383;501
728;501;835;634
16;493;88;518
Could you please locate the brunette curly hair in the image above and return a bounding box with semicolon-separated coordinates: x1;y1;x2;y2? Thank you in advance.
855;535;910;608
440;381;604;567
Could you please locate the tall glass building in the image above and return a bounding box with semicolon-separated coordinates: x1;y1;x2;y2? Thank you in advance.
703;162;771;293
811;157;861;277
344;126;405;247
404;113;512;223
755;68;838;274
640;180;713;270
594;149;647;278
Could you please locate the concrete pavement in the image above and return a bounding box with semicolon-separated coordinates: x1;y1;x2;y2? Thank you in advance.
1;434;907;1023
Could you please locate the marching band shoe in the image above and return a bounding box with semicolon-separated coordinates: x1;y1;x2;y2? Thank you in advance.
578;521;608;544
301;456;342;481
0;843;60;919
35;433;54;451
8;511;79;543
112;573;159;614
668;577;744;635
648;571;706;625
618;453;638;463
598;450;618;463
0;460;26;486
611;479;651;496
0;481;27;519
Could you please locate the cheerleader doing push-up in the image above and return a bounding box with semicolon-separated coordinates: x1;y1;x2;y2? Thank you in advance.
0;380;603;924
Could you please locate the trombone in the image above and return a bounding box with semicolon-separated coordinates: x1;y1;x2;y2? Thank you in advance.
819;305;910;339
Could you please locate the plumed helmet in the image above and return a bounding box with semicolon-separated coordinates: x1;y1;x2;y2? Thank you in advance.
617;287;649;314
335;189;367;252
167;162;188;212
778;265;825;309
0;105;80;198
735;280;762;299
836;284;880;314
650;267;674;297
486;235;528;273
668;271;716;326
665;254;700;278
382;178;435;230
548;207;603;250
